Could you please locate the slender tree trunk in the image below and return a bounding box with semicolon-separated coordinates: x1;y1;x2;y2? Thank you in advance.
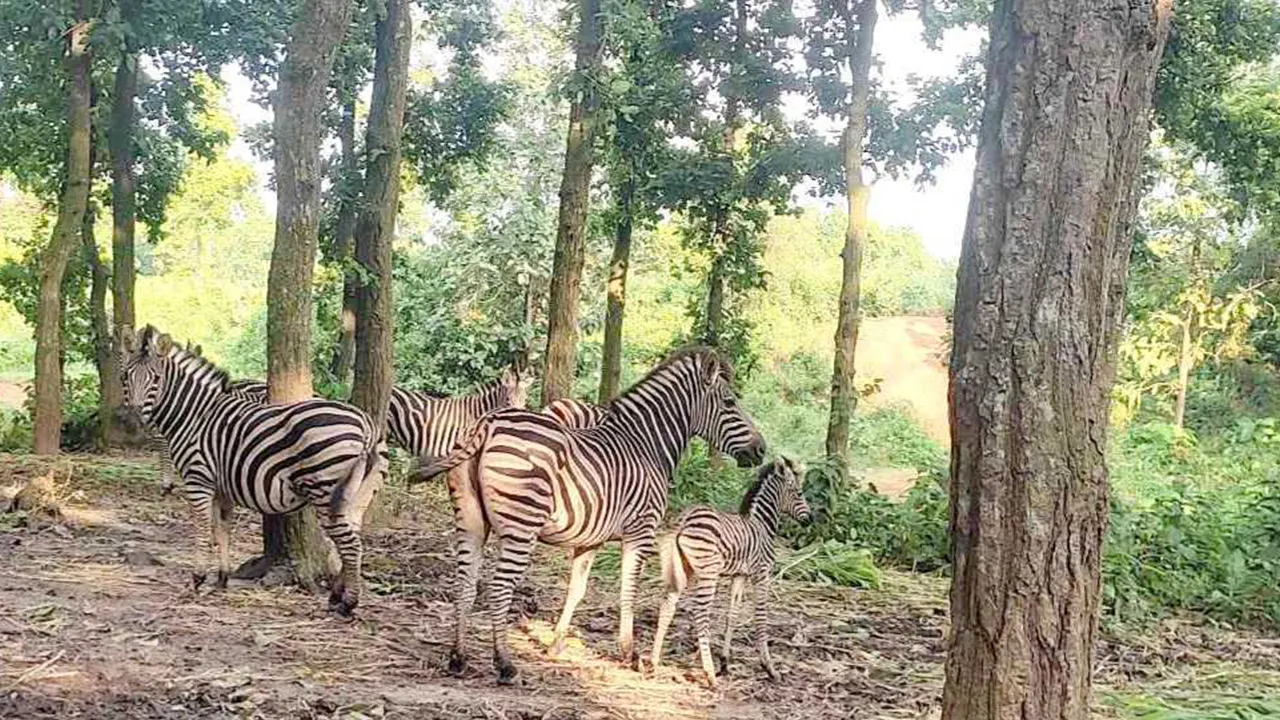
824;0;877;476
943;2;1173;719
351;0;411;433
703;254;727;345
541;0;604;405
106;13;137;447
84;192;114;450
329;97;361;385
33;7;93;455
267;0;354;403
1173;306;1193;429
599;174;633;402
258;0;353;587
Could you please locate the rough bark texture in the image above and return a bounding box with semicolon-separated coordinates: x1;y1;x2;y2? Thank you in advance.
105;19;137;448
261;0;353;587
599;177;633;403
942;2;1173;719
351;0;411;433
267;0;353;403
84;196;114;450
33;8;93;455
824;0;877;476
541;0;603;405
328;97;360;385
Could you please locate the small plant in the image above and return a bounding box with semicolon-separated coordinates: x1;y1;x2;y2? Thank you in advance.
777;540;882;588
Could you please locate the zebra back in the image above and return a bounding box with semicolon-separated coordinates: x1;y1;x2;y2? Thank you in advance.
542;397;608;429
387;367;530;456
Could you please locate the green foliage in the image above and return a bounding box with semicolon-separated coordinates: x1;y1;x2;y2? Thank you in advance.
778;540;882;589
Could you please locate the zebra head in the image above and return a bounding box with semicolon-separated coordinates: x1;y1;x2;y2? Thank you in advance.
118;325;177;425
776;456;811;523
689;351;766;468
500;366;533;409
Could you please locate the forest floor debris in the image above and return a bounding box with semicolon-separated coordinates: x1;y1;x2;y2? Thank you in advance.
1;454;1276;719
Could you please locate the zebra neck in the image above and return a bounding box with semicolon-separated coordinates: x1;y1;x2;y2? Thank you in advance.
475;382;508;412
606;363;702;474
745;481;783;535
151;369;226;438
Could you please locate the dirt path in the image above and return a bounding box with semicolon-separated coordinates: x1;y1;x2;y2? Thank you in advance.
857;316;950;448
2;455;1276;719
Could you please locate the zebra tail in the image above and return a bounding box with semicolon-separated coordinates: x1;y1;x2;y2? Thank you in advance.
405;415;493;485
660;532;689;594
331;434;386;514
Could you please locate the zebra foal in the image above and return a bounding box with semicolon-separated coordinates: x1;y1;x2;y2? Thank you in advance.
408;347;766;683
649;456;810;687
119;325;388;615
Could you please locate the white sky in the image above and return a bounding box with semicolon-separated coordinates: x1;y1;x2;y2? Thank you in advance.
221;7;984;261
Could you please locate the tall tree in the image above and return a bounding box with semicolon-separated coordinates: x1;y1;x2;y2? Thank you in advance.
542;0;604;404
32;2;93;454
261;0;354;588
820;0;877;474
266;0;354;403
350;0;412;430
943;1;1173;719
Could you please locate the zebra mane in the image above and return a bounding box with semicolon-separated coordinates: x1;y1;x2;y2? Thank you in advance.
608;345;733;411
138;325;232;393
739;456;794;515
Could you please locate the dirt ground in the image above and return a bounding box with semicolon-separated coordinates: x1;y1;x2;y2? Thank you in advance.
856;317;950;448
2;455;1277;719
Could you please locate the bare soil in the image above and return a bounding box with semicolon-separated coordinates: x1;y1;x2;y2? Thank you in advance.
857;317;950;448
1;455;1276;719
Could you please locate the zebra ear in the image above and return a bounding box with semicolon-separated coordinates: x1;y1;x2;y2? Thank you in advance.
120;326;138;354
155;333;174;356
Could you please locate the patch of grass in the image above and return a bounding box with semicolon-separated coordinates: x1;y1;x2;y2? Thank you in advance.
1100;664;1280;719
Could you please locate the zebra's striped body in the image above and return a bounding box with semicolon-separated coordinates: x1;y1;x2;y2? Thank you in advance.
650;456;810;686
408;347;766;682
155;379;268;495
120;326;388;615
541;397;608;429
387;369;528;458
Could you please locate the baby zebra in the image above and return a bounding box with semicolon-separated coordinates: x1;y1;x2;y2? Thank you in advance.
650;456;810;687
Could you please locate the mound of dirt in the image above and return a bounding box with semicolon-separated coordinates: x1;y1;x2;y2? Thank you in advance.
856;316;950;447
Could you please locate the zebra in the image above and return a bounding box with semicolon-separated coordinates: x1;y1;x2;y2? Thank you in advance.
155;378;268;495
387;368;530;458
119;325;388;615
649;456;810;687
406;346;767;682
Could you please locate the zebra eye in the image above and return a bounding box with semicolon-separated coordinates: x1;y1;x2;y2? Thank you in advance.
723;395;736;407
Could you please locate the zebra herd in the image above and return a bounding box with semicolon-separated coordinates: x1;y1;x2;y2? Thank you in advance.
117;324;811;687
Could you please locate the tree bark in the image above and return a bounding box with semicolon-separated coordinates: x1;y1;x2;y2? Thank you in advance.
105;10;137;448
824;0;877;476
329;97;361;386
541;0;604;405
1173;240;1202;429
260;0;353;588
351;0;411;433
33;6;93;455
598;175;633;403
267;0;354;403
942;2;1173;719
84;193;114;450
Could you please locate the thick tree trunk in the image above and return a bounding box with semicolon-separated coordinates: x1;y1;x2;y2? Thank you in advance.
942;2;1173;719
329;97;361;386
33;8;93;455
267;0;353;403
599;176;633;403
541;0;603;405
259;0;353;587
351;0;411;433
105;16;137;448
824;0;877;476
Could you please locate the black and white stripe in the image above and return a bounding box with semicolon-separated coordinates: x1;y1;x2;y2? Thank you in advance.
649;456;810;687
541;397;608;429
407;347;767;682
120;325;388;615
155;379;268;495
387;369;529;457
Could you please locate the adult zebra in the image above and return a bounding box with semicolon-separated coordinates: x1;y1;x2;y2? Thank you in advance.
387;368;529;458
119;325;388;615
408;347;766;682
541;396;608;429
153;375;268;495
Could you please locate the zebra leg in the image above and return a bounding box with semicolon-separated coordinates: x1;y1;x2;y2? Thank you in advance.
318;510;364;617
689;575;721;688
185;490;217;591
616;536;653;668
213;498;235;589
487;530;539;684
649;589;681;671
548;544;599;657
448;463;489;675
752;570;780;681
719;575;747;674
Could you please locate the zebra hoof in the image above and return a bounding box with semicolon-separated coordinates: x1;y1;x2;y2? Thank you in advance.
447;650;468;676
716;653;730;675
190;572;207;591
329;594;358;618
215;570;229;589
495;658;519;685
